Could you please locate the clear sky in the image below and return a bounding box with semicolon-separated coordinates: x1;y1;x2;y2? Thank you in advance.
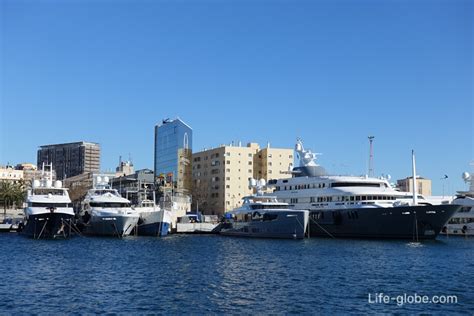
1;0;472;195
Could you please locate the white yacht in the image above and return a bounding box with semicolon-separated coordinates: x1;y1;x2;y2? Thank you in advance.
266;139;460;240
135;195;172;237
22;164;75;239
81;176;139;237
220;179;309;239
442;169;474;236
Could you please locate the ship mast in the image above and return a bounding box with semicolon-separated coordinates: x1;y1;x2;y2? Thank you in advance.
412;150;418;205
368;136;375;177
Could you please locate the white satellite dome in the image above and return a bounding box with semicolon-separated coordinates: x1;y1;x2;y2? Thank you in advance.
96;176;102;183
54;180;62;189
462;172;471;181
46;180;53;188
249;178;257;187
258;179;266;187
33;179;40;188
103;176;109;183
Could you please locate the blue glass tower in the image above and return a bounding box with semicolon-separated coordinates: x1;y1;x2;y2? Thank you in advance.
154;118;193;192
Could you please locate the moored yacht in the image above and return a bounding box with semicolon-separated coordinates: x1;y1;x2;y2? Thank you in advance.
135;198;172;237
442;169;474;236
81;176;139;237
220;179;309;239
266;139;460;240
22;164;75;239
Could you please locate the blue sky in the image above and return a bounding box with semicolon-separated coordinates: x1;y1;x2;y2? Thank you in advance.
1;0;472;195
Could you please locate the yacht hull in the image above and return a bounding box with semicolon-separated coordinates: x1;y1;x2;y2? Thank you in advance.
21;213;74;239
307;204;460;239
86;215;139;237
137;222;170;237
136;209;170;237
220;211;308;239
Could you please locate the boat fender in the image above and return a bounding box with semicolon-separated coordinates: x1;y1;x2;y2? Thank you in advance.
462;225;467;234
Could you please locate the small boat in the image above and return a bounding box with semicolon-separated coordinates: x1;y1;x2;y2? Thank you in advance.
220;179;309;239
135;199;171;237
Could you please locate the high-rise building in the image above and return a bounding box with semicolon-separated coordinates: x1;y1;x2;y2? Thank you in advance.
192;142;294;215
154;118;192;193
37;141;100;180
396;176;432;196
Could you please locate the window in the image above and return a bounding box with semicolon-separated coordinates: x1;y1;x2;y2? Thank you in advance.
226;185;230;189
226;177;230;180
248;161;252;165
268;154;272;158
331;182;381;188
248;153;252;157
268;162;272;166
248;169;252;173
226;160;230;164
226;168;230;172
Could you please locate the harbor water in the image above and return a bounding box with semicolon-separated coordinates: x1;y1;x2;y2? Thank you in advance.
0;234;472;314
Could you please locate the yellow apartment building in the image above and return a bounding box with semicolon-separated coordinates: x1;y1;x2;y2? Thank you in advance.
192;142;294;215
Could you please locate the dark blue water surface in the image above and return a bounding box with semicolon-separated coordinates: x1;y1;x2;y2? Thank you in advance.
0;234;473;314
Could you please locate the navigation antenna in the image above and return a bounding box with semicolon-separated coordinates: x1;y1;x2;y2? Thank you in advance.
368;136;375;177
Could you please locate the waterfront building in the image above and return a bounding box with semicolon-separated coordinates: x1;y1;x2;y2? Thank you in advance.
15;163;37;171
37;141;100;180
0;165;24;184
115;159;134;177
192;142;294;215
110;169;155;205
396;176;432;196
154;118;192;193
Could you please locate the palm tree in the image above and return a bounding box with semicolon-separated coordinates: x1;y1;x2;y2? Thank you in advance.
0;180;26;219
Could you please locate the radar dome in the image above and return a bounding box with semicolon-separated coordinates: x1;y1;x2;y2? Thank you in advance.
258;179;266;187
103;176;109;183
46;180;53;188
33;180;40;188
96;176;102;183
54;180;62;189
249;178;257;187
462;172;471;181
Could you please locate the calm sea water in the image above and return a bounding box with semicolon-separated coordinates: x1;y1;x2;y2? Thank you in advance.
0;233;472;314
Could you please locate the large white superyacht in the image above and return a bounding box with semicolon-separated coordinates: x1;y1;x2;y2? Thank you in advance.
81;176;139;237
266;139;460;240
220;179;309;239
21;164;75;239
442;167;474;236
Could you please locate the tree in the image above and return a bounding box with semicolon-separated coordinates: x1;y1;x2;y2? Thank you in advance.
0;180;26;219
190;180;210;213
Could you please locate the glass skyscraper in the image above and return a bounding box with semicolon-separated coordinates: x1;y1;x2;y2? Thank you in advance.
154;118;193;193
